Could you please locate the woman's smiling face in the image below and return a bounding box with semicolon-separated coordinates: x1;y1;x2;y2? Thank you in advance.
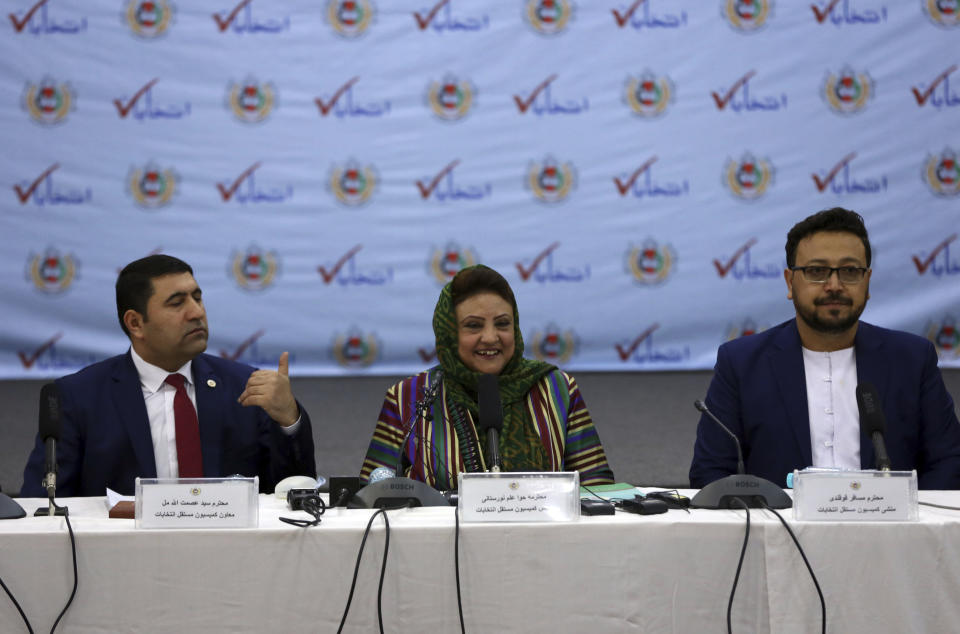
455;292;515;375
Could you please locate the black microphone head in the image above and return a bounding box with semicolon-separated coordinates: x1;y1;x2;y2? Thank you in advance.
39;382;61;441
694;399;707;413
477;373;503;432
856;382;886;435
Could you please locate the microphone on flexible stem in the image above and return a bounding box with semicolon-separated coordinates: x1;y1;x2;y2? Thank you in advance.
690;399;792;510
35;383;67;517
856;382;892;472
477;374;503;473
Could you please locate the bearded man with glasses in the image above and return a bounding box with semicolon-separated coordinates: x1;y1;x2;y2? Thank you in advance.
690;207;960;490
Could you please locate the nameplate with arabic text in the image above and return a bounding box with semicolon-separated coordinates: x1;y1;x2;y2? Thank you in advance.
135;477;259;529
458;472;579;523
793;470;917;521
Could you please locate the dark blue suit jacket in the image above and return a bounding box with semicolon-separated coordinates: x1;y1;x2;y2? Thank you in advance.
22;352;316;497
689;320;960;490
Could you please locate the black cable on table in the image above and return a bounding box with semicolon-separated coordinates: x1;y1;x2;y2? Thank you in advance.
760;502;826;634
727;497;751;634
337;508;389;634
454;503;465;634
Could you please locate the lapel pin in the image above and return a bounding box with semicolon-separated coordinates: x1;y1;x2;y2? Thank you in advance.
207;379;216;388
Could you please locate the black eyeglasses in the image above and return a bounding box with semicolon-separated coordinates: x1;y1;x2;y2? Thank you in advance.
790;266;868;284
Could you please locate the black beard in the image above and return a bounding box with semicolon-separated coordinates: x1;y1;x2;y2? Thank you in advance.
794;292;865;335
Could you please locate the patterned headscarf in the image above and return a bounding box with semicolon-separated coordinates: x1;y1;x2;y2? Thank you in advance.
432;265;556;470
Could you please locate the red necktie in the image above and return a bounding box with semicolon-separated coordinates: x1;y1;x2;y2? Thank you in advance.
164;374;203;478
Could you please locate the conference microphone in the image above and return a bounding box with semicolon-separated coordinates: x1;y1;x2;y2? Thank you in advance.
36;383;66;517
690;399;792;510
694;399;745;475
856;382;892;472
477;374;503;473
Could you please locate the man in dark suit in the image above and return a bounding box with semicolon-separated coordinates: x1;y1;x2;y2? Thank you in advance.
690;208;960;490
22;255;316;496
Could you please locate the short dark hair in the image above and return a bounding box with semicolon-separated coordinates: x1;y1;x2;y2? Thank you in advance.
450;265;516;309
116;255;193;336
785;207;871;268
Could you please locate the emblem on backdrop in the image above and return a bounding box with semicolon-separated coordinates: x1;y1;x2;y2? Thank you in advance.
226;77;276;123
723;152;774;200
426;75;475;121
823;67;873;114
927;316;960;357
230;246;279;291
527;157;575;203
23;77;73;125
624;72;673;117
723;0;772;32
626;239;675;285
429;243;477;283
530;324;578;364
128;163;178;209
26;248;79;294
328;161;378;206
924;148;960;196
333;329;379;367
923;0;960;27
125;0;174;37
326;0;375;37
524;0;574;35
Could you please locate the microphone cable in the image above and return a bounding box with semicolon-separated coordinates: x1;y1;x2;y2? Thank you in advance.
0;568;34;634
453;503;466;634
726;497;751;634
337;507;391;634
759;501;826;634
919;500;960;510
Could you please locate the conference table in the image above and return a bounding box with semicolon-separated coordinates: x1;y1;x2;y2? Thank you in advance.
1;491;959;633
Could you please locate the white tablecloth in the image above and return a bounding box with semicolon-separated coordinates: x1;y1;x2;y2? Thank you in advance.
1;492;959;633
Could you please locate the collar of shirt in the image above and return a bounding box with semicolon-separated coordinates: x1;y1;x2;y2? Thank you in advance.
129;347;193;394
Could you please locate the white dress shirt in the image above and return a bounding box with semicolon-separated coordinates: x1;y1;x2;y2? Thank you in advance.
802;346;860;470
129;346;195;479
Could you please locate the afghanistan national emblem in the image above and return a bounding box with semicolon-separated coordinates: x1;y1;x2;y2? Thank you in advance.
27;248;78;293
527;157;575;203
924;148;960;196
625;72;673;118
824;67;873;114
427;75;474;121
928;317;960;357
327;0;374;37
227;78;276;123
329;161;377;206
531;324;577;363
125;0;174;38
524;0;573;35
723;0;771;32
627;239;675;284
24;78;73;125
924;0;960;27
333;329;379;366
724;152;774;200
231;246;279;291
129;163;178;209
430;243;477;283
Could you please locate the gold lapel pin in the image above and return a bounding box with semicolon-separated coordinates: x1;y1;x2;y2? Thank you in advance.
207;379;216;388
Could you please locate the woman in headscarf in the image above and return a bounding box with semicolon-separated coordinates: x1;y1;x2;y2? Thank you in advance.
360;265;614;489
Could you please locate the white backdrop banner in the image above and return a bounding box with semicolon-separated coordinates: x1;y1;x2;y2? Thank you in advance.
2;0;959;378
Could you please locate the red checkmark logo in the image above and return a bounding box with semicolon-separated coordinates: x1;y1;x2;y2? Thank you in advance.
611;0;645;27
615;323;659;361
913;234;957;274
810;0;842;23
220;329;266;360
212;0;252;31
17;332;63;369
514;74;558;114
811;151;857;192
415;159;460;199
911;65;958;106
613;156;658;196
318;245;363;283
516;242;560;281
315;77;360;116
14;163;59;204
413;0;449;30
8;0;47;32
711;70;756;110
714;238;758;278
216;162;261;201
113;78;160;118
418;347;437;362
